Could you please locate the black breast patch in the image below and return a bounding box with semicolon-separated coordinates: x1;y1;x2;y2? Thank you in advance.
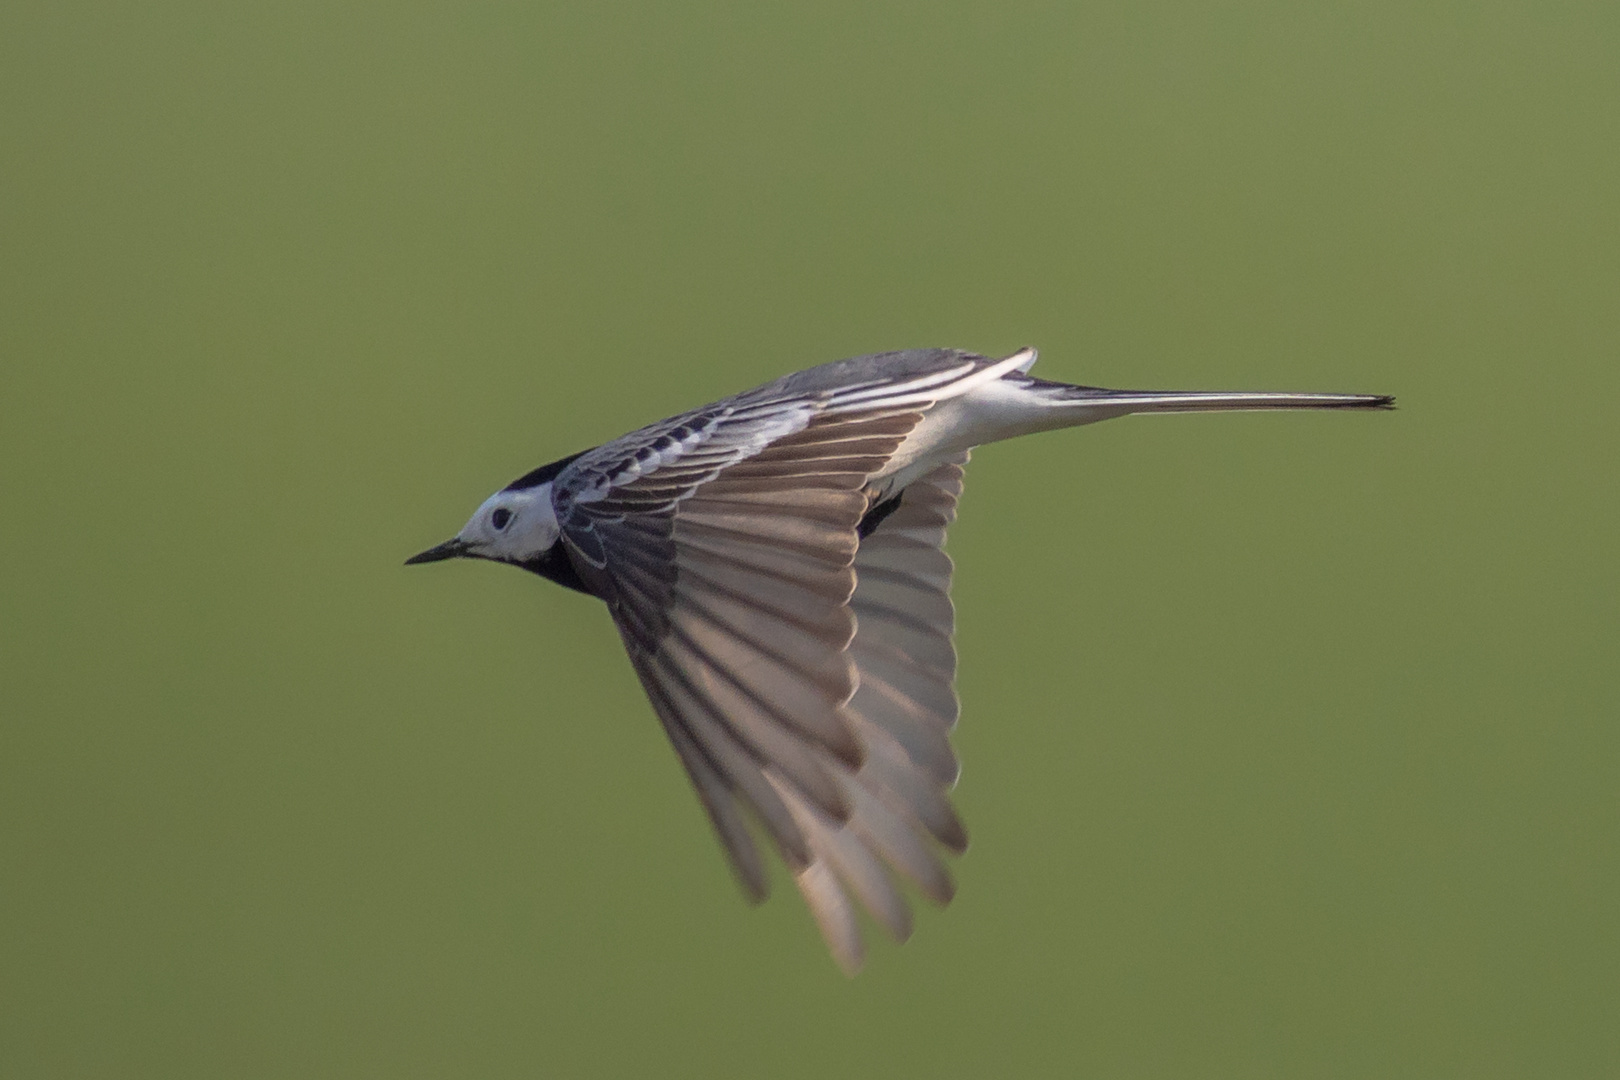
514;544;596;597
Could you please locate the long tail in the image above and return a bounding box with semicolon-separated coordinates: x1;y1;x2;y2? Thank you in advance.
1015;375;1394;416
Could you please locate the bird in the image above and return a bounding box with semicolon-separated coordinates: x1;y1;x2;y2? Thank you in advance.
406;346;1392;973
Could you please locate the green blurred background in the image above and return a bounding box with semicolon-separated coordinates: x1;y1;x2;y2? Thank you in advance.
3;1;1616;1076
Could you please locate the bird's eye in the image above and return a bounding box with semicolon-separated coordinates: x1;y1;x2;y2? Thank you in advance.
490;508;513;530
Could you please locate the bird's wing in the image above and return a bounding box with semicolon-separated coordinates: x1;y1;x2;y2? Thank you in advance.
782;453;971;972
553;360;1019;971
562;404;923;915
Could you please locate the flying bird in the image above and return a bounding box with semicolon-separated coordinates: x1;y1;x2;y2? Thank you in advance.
407;347;1391;972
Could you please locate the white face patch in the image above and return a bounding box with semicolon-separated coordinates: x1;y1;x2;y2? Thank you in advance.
457;482;560;562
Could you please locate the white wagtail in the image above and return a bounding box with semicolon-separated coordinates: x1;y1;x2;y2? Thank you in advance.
407;347;1391;972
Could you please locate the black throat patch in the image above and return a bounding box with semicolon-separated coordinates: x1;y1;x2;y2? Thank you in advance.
512;544;596;597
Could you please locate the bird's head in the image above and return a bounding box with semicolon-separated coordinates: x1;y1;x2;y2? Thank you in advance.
406;482;562;567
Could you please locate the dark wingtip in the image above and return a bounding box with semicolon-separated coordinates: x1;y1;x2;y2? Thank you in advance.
938;816;970;856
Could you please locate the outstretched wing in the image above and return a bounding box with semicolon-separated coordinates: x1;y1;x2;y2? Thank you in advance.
631;414;921;867
553;354;1016;970
783;454;970;971
560;403;926;891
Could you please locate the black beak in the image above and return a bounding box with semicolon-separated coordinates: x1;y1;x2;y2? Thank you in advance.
405;538;472;565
